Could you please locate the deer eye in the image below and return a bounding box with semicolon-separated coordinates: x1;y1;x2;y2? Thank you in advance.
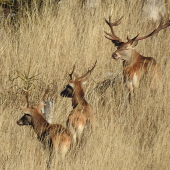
124;47;129;50
67;84;73;89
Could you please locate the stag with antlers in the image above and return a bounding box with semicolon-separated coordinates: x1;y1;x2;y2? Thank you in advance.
17;89;72;169
60;61;97;143
105;16;170;100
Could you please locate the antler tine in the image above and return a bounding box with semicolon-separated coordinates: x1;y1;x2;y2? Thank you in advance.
104;16;123;42
26;90;29;108
109;15;123;26
23;88;30;108
69;64;76;80
77;60;97;80
41;85;50;102
34;85;50;107
136;17;170;41
51;83;58;100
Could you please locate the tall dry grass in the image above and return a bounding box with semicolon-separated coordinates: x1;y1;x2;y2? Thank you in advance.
0;0;170;169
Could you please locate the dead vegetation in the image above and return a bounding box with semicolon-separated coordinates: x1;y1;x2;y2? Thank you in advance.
0;0;170;169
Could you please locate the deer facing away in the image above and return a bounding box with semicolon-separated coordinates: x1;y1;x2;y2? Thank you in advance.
105;16;170;100
60;61;97;143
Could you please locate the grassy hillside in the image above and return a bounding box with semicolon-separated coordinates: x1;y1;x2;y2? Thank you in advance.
0;0;170;169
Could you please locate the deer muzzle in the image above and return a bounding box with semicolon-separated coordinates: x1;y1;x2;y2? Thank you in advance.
17;120;24;126
112;53;118;59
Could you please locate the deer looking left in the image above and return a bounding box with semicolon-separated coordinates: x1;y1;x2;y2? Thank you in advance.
17;89;73;169
61;61;97;144
104;16;170;101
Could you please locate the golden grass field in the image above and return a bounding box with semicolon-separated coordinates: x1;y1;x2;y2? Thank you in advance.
1;0;170;169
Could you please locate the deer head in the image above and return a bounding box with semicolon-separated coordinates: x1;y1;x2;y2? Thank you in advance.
20;87;50;123
112;35;139;60
17;105;44;126
60;61;97;99
17;113;33;126
105;16;170;61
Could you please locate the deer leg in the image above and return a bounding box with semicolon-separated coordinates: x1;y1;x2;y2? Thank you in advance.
89;113;97;132
66;117;77;144
47;148;53;169
60;141;71;159
126;80;134;101
132;73;139;94
150;66;163;92
77;124;85;142
51;137;60;159
69;126;77;144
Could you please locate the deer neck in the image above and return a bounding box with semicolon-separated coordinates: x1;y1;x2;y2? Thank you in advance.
123;49;142;67
32;109;49;138
72;84;87;108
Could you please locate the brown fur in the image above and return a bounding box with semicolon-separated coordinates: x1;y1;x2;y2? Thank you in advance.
61;64;97;143
67;80;96;143
104;16;167;101
113;41;162;100
17;106;73;168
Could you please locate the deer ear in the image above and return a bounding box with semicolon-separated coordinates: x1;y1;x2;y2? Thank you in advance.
22;108;31;114
68;79;75;88
81;76;89;85
131;34;139;48
132;40;138;48
36;101;44;112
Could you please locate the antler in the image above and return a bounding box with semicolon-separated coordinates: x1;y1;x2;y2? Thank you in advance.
33;86;50;108
22;88;30;108
136;17;170;41
104;16;123;45
41;85;50;102
77;60;97;81
25;90;29;108
50;83;58;100
69;64;76;80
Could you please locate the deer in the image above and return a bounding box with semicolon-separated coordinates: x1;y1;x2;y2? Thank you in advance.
17;90;73;169
60;61;97;143
104;15;170;100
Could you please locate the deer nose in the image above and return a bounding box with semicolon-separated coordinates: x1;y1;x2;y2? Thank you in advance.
112;53;117;59
60;91;65;97
17;120;23;125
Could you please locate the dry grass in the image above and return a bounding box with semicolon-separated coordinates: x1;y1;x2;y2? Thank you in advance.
1;0;170;169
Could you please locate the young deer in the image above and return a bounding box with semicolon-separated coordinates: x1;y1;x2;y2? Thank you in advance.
105;16;170;100
60;61;97;143
17;95;73;168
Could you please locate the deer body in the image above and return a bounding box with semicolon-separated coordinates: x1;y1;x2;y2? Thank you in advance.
67;82;95;142
17;106;73;168
61;62;97;143
114;45;161;97
124;55;160;97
